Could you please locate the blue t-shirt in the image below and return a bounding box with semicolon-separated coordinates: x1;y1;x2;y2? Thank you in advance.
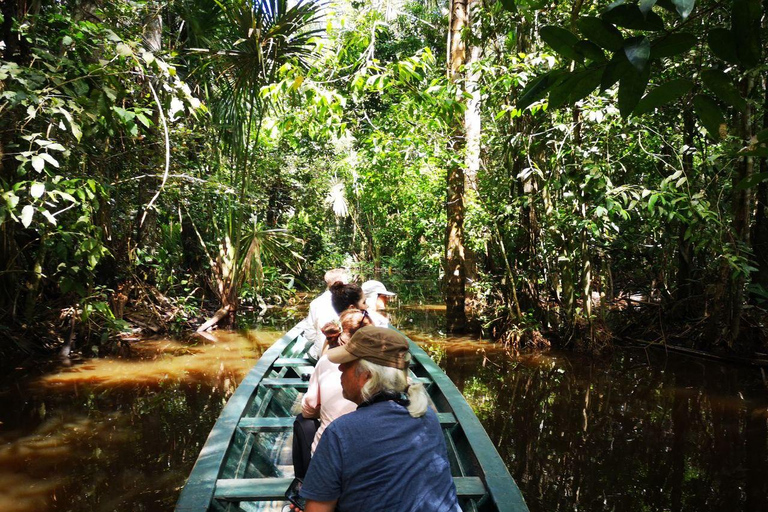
300;400;460;512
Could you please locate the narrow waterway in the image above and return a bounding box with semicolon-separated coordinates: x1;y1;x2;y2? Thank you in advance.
1;306;766;511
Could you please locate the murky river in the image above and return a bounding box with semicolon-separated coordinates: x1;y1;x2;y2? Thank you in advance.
1;306;766;511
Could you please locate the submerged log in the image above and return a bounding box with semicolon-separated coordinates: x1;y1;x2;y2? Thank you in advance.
197;304;231;333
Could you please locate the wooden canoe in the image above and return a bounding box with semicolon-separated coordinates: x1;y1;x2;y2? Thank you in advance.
175;325;528;512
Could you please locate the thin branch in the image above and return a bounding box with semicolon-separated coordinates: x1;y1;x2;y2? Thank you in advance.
140;80;171;227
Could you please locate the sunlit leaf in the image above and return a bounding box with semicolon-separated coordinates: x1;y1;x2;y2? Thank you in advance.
40;153;60;168
671;0;695;19
116;43;133;57
21;205;34;228
31;155;45;172
42;209;57;225
30;182;46;199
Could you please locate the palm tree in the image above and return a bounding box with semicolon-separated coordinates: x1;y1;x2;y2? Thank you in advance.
181;0;323;329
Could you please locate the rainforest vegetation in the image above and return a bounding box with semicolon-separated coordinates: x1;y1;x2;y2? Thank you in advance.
1;0;767;359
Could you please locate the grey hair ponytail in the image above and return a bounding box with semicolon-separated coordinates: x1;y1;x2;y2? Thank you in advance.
356;358;429;418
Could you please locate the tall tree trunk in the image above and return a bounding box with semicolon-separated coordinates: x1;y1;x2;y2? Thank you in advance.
675;110;695;308
708;77;756;347
752;74;768;295
463;0;482;191
445;0;468;332
728;76;755;346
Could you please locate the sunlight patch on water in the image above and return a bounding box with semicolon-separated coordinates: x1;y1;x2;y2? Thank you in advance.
32;329;282;392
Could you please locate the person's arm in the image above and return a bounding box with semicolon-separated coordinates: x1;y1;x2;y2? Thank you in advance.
301;361;322;418
305;499;337;512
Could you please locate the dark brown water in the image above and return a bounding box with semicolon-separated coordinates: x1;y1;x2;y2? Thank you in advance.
1;307;767;511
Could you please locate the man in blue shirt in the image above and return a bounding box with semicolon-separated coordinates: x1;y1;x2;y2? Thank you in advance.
297;326;460;512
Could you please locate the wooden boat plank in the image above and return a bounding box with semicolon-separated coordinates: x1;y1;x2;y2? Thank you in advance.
175;326;303;512
260;378;309;389
273;357;313;367
213;476;487;502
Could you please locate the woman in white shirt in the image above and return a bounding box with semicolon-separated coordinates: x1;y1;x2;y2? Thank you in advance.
292;308;373;477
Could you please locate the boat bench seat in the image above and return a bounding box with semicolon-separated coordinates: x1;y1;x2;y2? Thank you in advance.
238;412;457;431
273;358;313;367
259;378;309;389
214;476;486;501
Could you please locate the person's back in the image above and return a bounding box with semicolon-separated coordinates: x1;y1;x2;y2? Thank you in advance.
299;326;460;512
304;269;350;360
302;400;459;512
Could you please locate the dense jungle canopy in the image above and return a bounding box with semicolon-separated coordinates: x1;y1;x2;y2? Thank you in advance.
1;0;767;359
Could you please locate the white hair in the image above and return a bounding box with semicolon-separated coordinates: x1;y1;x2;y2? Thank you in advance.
324;268;349;287
356;359;428;418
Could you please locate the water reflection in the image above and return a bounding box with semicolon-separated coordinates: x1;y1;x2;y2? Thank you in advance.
412;332;768;512
1;308;766;512
0;329;280;512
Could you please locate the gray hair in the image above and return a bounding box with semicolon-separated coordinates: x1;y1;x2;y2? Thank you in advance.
355;359;428;418
324;268;349;287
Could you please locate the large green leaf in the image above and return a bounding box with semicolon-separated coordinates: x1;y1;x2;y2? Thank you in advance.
574;40;606;62
577;17;624;52
708;28;740;64
732;0;762;68
654;0;678;13
603;4;664;30
671;0;695;19
548;67;603;108
500;0;517;12
517;70;565;110
692;94;725;140
635;78;693;115
650;33;696;59
639;0;658;15
618;65;651;117
540;26;582;62
547;77;573;109
601;52;631;91
569;67;603;103
701;69;746;112
624;37;650;72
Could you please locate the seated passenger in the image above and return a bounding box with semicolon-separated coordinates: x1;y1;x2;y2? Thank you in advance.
304;309;374;452
292;308;372;478
320;282;367;355
297;327;461;512
361;280;396;327
303;269;350;361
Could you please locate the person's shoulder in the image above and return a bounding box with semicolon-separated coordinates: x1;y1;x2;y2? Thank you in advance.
309;290;330;307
